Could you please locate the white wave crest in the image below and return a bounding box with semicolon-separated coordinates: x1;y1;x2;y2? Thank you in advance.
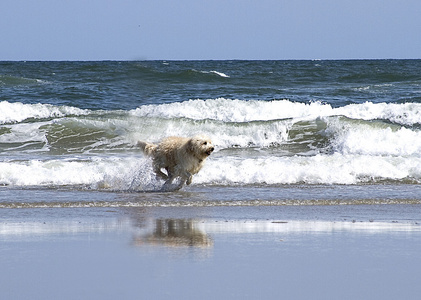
328;120;421;157
335;102;421;126
0;101;89;124
209;70;229;78
2;153;421;188
131;98;332;122
131;98;421;125
195;154;421;185
0;157;159;190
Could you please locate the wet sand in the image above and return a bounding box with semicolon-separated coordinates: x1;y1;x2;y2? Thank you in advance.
1;203;421;300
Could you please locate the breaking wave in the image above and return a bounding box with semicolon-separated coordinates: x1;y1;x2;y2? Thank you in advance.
0;101;89;124
1;99;421;189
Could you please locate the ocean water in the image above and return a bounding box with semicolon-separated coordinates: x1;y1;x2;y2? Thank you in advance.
1;60;421;206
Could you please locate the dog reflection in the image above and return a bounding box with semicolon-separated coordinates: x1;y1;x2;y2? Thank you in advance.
134;219;213;248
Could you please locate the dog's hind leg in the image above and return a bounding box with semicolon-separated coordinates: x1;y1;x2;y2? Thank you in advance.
153;165;169;181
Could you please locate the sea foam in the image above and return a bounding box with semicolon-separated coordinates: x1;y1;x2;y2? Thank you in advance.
1;153;420;188
131;98;421;125
328;120;421;156
0;157;155;189
2;99;421;188
195;154;421;185
131;98;333;122
0;101;89;124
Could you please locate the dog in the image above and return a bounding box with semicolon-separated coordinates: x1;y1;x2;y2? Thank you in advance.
138;135;214;190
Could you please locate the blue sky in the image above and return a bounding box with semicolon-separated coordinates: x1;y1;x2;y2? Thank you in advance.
1;0;420;60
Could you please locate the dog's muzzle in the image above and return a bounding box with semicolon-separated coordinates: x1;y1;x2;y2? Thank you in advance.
206;147;215;156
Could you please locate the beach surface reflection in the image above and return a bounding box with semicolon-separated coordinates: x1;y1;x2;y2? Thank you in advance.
1;205;421;300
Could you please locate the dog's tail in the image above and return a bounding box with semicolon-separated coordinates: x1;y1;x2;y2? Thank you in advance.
137;141;157;156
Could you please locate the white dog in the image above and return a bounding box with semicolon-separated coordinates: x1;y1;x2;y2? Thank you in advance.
138;135;214;190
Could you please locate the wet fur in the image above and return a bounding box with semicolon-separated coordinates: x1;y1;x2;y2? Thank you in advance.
138;135;214;190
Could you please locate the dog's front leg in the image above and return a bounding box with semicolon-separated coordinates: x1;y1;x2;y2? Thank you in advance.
174;178;186;190
181;171;193;185
161;174;181;191
186;173;193;185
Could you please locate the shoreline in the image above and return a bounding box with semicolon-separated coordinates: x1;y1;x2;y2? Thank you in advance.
3;183;421;207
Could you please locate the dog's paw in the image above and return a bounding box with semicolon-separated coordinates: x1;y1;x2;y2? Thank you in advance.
186;175;192;185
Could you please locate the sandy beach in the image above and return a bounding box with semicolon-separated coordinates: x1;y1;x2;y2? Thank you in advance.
2;189;421;300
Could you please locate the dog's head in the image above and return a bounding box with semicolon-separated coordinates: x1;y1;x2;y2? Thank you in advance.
188;135;214;159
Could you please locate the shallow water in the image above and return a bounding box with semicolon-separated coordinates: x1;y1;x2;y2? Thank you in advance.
1;202;421;300
2;184;421;209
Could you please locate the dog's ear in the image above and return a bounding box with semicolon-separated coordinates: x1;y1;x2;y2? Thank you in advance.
187;138;195;153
